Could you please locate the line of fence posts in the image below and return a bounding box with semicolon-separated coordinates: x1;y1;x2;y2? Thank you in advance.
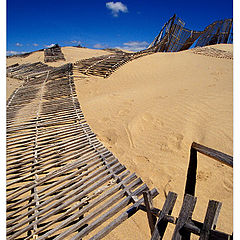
140;142;233;239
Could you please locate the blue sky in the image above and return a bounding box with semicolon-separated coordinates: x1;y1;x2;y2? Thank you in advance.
7;0;233;54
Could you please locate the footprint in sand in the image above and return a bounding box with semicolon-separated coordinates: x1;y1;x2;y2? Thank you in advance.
118;109;130;116
157;95;168;100
117;100;133;117
109;93;120;97
167;132;184;151
102;129;118;145
102;117;110;123
208;84;216;87
197;170;212;181
142;112;153;122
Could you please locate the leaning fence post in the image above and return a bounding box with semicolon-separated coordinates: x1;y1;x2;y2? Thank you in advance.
184;144;198;196
143;190;157;234
172;194;197;240
151;191;177;240
199;200;222;240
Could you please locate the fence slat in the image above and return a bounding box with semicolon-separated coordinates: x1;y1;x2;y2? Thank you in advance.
151;191;177;240
199;200;222;240
143;190;157;234
172;194;197;240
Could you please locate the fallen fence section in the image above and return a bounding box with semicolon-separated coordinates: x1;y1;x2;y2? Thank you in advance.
44;44;65;62
74;49;153;78
6;62;158;239
190;46;233;60
140;191;233;240
148;14;233;52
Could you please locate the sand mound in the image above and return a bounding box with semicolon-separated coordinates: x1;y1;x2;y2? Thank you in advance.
6;46;112;67
73;44;233;239
6;44;233;239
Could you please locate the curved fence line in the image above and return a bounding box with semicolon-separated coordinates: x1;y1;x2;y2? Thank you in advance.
6;63;158;239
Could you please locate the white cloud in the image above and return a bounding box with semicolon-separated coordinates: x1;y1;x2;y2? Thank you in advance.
106;2;128;17
7;50;27;56
93;43;105;49
16;42;23;47
116;41;149;52
33;43;39;46
44;43;55;48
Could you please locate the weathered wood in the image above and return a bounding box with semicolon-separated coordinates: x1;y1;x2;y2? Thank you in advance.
70;184;150;240
172;194;197;240
185;142;232;197
199;200;222;240
6;63;157;240
143;190;157;234
7;164;125;238
89;188;159;240
191;142;233;167
151;191;178;240
35;173;139;240
209;230;232;240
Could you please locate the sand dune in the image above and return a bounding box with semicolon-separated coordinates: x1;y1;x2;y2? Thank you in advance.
6;46;113;67
73;44;233;238
6;44;233;239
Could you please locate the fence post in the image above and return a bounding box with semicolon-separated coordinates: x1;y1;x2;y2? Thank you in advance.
184;145;198;196
200;200;222;240
172;194;197;240
151;192;177;240
143;190;157;234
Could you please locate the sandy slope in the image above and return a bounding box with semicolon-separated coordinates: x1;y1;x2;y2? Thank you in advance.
6;46;112;67
6;44;233;239
73;44;233;239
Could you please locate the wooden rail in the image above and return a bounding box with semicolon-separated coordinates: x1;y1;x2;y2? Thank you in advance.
141;191;233;240
185;142;233;196
6;62;158;239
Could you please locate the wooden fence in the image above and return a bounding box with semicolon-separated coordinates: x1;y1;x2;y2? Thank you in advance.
74;49;154;78
6;60;233;239
44;44;65;62
6;62;158;239
141;142;233;239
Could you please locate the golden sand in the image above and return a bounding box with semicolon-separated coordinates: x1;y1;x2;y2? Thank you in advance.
7;44;233;239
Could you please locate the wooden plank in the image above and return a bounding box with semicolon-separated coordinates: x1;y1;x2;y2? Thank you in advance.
172;194;197;240
192;142;233;167
143;190;157;234
199;200;222;240
209;230;232;240
151;191;178;240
